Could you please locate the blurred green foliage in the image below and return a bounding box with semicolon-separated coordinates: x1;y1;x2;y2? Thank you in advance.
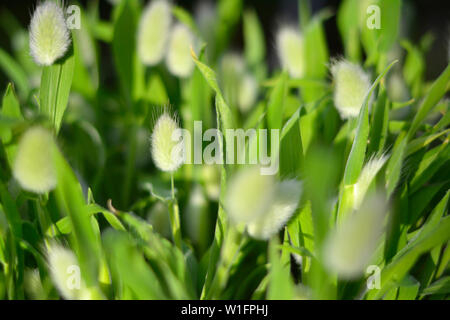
0;0;449;300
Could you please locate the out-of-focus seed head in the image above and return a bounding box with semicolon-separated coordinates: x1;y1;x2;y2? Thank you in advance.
220;53;245;74
331;59;371;119
151;112;184;172
353;154;388;209
238;73;258;113
247;180;302;240
276;26;305;78
225;166;276;224
137;0;172;66
202;164;220;200
323;195;387;279
13;126;57;194
184;184;209;246
166;23;195;78
220;53;245;108
29;1;71;66
148;201;171;239
388;73;409;102
24;269;45;300
46;243;91;300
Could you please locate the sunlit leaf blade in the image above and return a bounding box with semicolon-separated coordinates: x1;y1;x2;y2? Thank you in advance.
39;47;75;133
343;60;397;186
408;64;450;140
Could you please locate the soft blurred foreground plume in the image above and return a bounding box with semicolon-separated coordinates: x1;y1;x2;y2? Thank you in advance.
13;126;57;193
219;53;258;112
225;166;302;240
166;23;196;78
276;26;305;78
46;243;92;300
225;166;276;224
353;154;389;209
247;179;302;240
238;73;258;113
323;194;387;279
137;0;172;66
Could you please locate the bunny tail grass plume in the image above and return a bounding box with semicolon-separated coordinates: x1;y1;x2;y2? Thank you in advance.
323;195;387;279
29;1;71;66
331;59;371;119
276;26;305;78
137;0;172;66
353;154;388;209
166;23;195;78
151;112;184;172
247;180;302;240
13;126;57;193
225;166;276;224
46;243;91;300
238;73;258;113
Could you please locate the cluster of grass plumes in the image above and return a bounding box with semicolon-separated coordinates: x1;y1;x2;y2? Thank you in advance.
0;0;449;300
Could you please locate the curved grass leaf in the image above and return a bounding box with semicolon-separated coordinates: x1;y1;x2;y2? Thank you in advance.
40;47;75;133
368;193;450;299
343;60;397;186
408;64;450;140
0;48;29;98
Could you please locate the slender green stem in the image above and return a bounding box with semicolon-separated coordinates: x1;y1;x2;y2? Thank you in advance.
36;194;53;236
122;125;137;208
204;225;242;299
169;173;182;249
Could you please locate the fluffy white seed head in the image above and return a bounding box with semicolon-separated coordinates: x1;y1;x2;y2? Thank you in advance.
331;59;371;119
137;0;172;66
46;243;91;300
29;1;71;66
166;23;195;78
238;73;258;113
13;126;57;194
353;154;388;209
151;113;184;172
323;195;387;279
247;180;302;240
276;26;305;78
225;166;276;224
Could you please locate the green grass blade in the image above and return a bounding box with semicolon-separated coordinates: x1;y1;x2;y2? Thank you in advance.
408;64;450;139
39;48;75;134
0;48;29;98
343;60;397;186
